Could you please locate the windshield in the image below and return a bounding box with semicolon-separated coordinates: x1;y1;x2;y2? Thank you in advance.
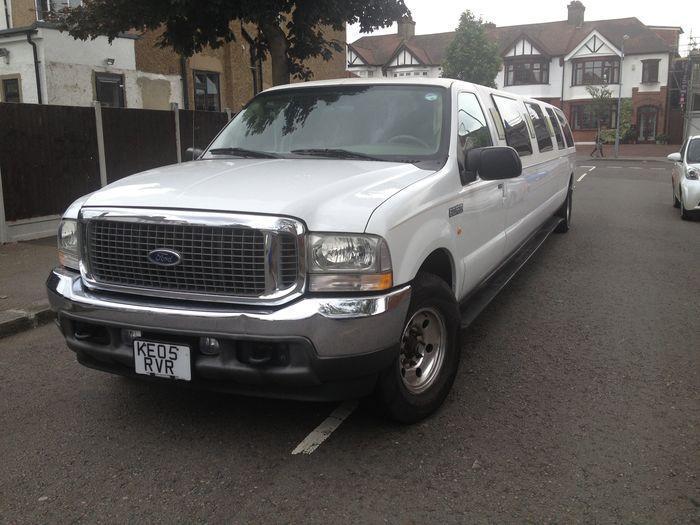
206;85;449;163
688;139;700;164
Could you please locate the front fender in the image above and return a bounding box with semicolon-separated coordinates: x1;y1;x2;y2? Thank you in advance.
365;169;463;295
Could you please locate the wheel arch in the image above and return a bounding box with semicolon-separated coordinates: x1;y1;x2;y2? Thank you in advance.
415;248;456;295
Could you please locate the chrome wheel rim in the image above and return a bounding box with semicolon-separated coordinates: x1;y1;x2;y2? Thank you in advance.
399;307;447;394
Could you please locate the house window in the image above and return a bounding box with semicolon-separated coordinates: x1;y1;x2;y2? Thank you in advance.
572;58;620;85
194;71;221;112
37;0;81;20
641;59;660;83
95;73;125;108
1;77;21;103
504;60;549;86
492;95;533;156
570;103;617;130
525;102;553;152
367;70;374;78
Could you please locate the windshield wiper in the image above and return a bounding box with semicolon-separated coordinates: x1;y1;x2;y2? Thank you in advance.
290;148;386;161
208;147;279;159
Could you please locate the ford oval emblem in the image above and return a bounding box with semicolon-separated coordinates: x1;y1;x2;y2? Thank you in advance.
147;249;182;267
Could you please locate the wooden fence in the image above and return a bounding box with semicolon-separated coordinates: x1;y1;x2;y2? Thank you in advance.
0;102;231;242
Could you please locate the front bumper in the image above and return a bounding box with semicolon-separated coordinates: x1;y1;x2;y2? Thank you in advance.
47;268;411;401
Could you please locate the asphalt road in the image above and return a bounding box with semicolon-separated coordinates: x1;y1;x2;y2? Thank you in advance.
1;160;698;523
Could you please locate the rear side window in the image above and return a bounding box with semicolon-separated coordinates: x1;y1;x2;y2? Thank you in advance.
554;109;575;148
545;107;565;149
457;92;493;172
525;102;553;153
492;95;533;156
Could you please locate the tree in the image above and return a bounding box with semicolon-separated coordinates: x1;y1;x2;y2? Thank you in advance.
441;11;501;88
585;83;614;135
57;0;410;86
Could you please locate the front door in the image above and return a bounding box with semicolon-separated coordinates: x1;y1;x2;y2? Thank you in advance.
638;106;658;142
454;91;506;297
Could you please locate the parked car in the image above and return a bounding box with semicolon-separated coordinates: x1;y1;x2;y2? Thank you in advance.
669;135;700;220
47;78;576;422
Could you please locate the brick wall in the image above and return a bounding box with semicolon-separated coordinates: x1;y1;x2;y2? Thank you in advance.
631;86;668;139
136;23;347;112
10;0;38;27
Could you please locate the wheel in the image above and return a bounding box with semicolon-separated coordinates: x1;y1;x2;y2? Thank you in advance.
554;178;573;233
680;191;691;220
376;272;461;423
673;184;680;208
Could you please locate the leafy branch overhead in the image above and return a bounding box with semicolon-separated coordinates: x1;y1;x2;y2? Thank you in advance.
58;0;411;85
441;10;501;88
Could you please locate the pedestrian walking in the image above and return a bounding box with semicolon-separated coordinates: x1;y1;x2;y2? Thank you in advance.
590;131;605;158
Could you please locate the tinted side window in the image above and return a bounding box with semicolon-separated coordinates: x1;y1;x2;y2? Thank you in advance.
545;107;565;149
457;92;493;172
525;102;553;153
555;109;575;148
492;95;533;156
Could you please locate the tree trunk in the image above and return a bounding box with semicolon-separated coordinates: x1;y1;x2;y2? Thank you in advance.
260;20;290;86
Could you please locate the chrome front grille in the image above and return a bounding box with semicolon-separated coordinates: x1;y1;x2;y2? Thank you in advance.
80;209;304;304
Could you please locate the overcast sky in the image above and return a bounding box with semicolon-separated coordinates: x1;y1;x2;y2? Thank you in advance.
347;0;699;56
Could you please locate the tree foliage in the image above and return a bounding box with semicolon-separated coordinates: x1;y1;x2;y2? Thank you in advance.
57;0;410;85
585;83;614;133
441;11;501;88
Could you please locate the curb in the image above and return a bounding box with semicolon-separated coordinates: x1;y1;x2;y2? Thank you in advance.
0;303;55;339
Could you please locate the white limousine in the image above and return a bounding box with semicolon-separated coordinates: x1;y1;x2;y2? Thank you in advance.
48;78;576;422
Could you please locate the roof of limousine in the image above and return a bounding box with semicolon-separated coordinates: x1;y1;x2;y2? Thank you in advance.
264;77;457;93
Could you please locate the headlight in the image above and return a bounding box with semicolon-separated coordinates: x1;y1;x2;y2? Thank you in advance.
308;234;392;292
57;219;80;270
687;170;699;180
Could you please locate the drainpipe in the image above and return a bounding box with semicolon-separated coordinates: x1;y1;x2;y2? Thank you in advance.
180;55;189;109
26;31;42;104
241;25;259;97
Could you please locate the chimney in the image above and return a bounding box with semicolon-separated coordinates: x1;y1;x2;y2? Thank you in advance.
567;1;585;28
397;15;416;39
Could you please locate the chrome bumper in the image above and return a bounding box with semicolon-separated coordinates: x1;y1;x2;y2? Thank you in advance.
47;268;411;359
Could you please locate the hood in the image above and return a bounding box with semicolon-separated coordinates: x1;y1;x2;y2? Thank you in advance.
82;159;432;232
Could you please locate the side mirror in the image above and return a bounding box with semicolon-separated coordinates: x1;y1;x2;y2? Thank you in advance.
465;146;522;182
667;152;682;162
185;147;204;160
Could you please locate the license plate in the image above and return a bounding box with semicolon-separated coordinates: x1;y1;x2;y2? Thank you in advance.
133;340;191;381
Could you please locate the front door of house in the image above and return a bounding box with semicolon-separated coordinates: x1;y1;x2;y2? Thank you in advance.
638;106;658;142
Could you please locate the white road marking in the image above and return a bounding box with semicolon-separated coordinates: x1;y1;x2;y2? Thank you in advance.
651;167;667;171
291;400;358;455
577;166;595;182
607;166;623;169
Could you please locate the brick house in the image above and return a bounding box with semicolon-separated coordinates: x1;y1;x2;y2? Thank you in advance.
0;0;346;111
347;2;682;143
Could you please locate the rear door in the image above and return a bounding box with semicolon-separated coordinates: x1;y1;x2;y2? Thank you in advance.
489;94;541;254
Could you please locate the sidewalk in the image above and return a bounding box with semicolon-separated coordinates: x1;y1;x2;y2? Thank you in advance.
0;237;57;338
575;143;679;163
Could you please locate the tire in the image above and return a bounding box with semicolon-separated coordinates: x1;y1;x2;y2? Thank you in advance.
673;184;681;208
376;272;461;423
554;177;573;233
680;191;691;220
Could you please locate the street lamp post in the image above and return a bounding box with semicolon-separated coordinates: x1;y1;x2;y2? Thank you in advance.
614;34;630;158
